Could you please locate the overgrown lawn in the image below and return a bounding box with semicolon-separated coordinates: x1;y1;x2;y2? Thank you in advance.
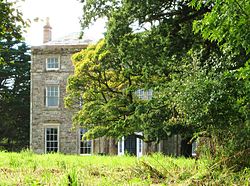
0;151;249;185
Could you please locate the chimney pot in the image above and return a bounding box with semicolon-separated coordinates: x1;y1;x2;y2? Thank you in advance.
43;17;52;43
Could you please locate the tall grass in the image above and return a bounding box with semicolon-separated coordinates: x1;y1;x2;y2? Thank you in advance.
0;150;249;185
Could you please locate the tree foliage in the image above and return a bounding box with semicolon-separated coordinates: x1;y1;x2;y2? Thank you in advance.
0;0;26;41
0;0;30;151
189;0;250;166
68;0;211;140
191;0;250;54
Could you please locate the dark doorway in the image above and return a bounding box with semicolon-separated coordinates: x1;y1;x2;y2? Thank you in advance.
181;139;192;157
124;135;137;155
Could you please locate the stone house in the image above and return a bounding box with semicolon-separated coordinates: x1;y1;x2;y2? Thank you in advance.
30;21;192;156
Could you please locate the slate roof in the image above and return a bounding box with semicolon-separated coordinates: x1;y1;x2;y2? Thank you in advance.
44;32;93;45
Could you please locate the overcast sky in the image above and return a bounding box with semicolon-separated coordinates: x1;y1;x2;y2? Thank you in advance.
19;0;105;46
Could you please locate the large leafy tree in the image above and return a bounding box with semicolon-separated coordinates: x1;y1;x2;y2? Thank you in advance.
67;0;249;166
67;0;211;141
0;0;30;151
66;39;183;141
67;0;221;140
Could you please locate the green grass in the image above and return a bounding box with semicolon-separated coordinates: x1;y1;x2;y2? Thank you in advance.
0;150;249;185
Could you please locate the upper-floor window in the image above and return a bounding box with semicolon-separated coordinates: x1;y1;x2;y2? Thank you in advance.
46;57;59;70
135;89;153;100
46;85;59;107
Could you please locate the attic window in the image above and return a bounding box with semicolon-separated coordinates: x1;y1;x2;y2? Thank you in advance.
46;57;59;70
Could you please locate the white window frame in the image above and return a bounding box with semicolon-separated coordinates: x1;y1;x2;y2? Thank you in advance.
79;129;92;155
44;124;59;153
79;97;84;109
135;89;153;100
192;141;197;157
46;57;60;71
46;85;60;108
136;138;143;157
118;137;125;155
136;89;144;99
118;135;143;157
135;132;143;157
147;89;153;100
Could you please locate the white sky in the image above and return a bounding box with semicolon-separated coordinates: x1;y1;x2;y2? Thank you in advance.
19;0;106;46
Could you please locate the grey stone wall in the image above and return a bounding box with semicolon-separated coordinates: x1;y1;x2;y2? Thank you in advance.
143;135;182;156
161;135;182;156
30;44;87;154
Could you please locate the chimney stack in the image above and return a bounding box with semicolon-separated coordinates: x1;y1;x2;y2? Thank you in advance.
43;17;52;43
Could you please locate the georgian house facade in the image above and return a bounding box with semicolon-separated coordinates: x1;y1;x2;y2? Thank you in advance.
30;21;191;156
30;36;91;154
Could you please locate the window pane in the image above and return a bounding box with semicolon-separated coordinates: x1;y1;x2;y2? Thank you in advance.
48;97;58;106
45;127;59;153
138;139;142;153
53;142;58;148
46;86;59;107
47;58;59;69
136;89;153;100
80;129;92;155
46;128;51;134
119;140;123;153
54;60;59;68
49;134;53;141
51;128;57;134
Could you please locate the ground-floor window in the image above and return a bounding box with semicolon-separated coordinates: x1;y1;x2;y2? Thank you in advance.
137;138;143;157
118;137;124;155
192;141;197;157
45;126;59;153
124;135;137;155
79;129;92;155
118;134;143;157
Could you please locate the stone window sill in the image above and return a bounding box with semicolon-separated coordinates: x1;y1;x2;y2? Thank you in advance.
44;107;61;111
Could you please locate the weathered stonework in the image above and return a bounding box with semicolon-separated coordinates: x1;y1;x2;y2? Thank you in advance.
31;44;87;154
